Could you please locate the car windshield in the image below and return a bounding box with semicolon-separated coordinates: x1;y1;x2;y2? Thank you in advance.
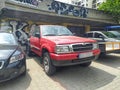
0;33;17;45
108;31;120;38
41;25;73;36
102;31;118;38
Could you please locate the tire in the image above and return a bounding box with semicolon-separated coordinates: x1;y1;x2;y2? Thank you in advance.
80;61;92;67
26;43;32;56
21;68;26;76
43;52;56;76
99;52;106;57
21;62;27;76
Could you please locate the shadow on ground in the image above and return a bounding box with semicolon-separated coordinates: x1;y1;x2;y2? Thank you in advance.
0;71;31;90
34;56;116;90
96;53;120;69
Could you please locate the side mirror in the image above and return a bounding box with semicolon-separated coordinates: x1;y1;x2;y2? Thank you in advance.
99;35;105;41
35;33;40;38
73;33;76;36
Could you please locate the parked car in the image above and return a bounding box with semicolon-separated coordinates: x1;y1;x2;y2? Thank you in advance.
84;31;120;42
84;31;120;55
0;31;26;82
26;25;100;76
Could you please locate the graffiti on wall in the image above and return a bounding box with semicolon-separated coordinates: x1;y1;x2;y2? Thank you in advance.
10;21;28;45
47;1;88;18
0;20;28;45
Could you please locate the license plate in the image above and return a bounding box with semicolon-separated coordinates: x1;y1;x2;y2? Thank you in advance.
79;52;93;59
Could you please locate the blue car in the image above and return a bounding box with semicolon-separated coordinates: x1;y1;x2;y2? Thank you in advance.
0;31;26;82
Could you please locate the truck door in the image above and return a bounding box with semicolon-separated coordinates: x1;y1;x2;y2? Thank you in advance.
30;25;41;56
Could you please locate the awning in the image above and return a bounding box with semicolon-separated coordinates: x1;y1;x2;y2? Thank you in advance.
106;26;120;29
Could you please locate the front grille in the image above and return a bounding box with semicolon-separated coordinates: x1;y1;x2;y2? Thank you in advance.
72;43;93;52
0;61;4;69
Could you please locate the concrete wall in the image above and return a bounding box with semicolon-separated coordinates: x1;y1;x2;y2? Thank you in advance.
0;0;5;11
3;0;116;24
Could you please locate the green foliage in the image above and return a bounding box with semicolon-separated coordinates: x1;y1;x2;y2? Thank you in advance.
98;0;120;22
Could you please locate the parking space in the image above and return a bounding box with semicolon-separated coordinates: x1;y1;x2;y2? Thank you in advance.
0;53;120;90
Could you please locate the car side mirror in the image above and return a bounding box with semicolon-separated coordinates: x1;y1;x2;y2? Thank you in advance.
99;35;105;41
73;33;76;36
35;33;40;38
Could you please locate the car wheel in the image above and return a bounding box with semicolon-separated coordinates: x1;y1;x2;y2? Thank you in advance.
43;52;56;76
99;52;106;57
21;63;27;76
21;68;26;76
26;43;32;56
80;61;92;67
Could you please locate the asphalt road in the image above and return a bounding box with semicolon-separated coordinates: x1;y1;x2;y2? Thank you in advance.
0;53;120;90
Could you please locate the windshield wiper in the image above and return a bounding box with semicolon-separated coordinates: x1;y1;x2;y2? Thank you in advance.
58;34;72;36
44;34;56;36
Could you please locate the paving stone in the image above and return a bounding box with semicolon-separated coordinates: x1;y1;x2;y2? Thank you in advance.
0;53;120;90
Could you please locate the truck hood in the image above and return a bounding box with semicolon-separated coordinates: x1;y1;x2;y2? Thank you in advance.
44;36;96;44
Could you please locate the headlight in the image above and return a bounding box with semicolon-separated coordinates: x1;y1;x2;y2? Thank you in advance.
10;52;24;64
56;45;71;54
93;43;99;49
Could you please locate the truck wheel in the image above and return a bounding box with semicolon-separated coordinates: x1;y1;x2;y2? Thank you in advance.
80;61;92;67
26;44;32;56
43;52;56;76
99;52;106;57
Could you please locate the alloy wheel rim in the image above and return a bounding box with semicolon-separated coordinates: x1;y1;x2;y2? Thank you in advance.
44;57;49;73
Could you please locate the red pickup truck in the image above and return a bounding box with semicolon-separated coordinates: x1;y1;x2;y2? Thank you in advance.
26;25;100;76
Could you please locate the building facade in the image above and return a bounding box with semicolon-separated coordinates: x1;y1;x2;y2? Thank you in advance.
57;0;106;9
0;0;118;42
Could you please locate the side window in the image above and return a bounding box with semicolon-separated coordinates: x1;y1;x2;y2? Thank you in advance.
34;26;40;37
94;33;103;38
30;25;40;37
87;33;93;38
30;25;36;36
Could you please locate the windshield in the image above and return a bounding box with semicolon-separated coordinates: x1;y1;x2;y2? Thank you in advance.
108;31;120;37
102;31;118;38
41;25;73;36
0;33;17;45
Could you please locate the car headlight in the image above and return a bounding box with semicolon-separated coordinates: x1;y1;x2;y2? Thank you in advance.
10;52;24;64
93;43;99;49
55;45;71;54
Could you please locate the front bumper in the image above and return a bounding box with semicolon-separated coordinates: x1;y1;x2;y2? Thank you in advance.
50;49;100;66
0;59;26;83
52;56;98;66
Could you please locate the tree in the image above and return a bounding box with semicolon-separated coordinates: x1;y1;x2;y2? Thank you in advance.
98;0;120;24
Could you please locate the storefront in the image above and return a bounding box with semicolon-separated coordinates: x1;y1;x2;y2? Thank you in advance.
0;0;118;40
